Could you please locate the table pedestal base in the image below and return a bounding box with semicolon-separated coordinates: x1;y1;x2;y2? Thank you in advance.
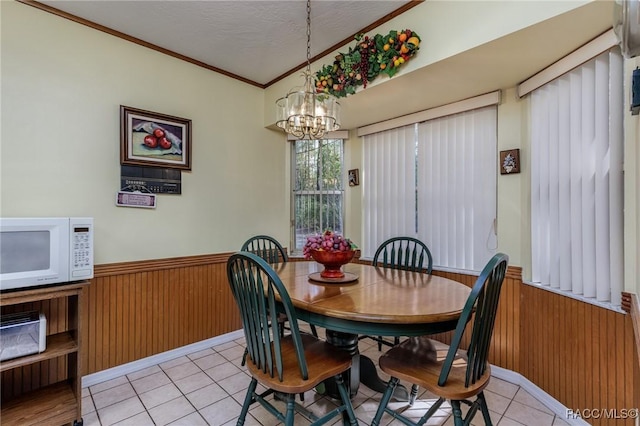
323;330;408;401
323;330;360;398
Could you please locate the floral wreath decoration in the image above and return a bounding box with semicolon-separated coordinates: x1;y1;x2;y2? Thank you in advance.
503;153;517;174
314;29;421;98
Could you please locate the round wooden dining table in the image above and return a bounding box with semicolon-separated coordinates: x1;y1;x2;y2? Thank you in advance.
272;260;472;399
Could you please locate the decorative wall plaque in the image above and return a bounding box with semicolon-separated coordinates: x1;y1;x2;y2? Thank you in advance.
500;149;521;175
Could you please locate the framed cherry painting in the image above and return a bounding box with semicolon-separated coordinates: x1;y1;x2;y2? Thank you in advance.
120;105;192;170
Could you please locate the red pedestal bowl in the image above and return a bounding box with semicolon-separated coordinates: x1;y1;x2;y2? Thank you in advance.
309;249;356;279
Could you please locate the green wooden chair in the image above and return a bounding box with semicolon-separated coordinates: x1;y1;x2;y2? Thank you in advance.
371;253;509;426
227;252;358;426
241;235;317;339
241;235;289;264
362;236;433;351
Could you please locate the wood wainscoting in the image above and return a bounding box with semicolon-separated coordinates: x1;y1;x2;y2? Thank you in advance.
84;253;241;375
429;267;638;426
622;291;640;413
426;267;522;373
519;285;638;426
2;254;638;425
2;253;242;401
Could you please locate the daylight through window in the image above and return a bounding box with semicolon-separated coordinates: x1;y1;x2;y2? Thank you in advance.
292;139;345;253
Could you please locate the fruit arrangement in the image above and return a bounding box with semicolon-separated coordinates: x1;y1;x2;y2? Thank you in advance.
142;127;173;150
303;230;357;259
315;29;421;98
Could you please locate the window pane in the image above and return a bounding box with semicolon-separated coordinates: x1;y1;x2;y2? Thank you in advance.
295;140;319;191
292;139;344;252
321;141;343;190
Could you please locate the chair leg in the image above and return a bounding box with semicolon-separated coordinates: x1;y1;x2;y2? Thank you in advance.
409;384;419;405
371;377;399;426
451;400;464;426
241;347;248;366
333;374;358;426
310;324;318;337
415;397;445;426
237;378;257;425
377;336;383;351
284;393;296;426
477;392;494;426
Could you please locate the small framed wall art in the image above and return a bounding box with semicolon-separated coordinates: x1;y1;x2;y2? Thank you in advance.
120;105;192;170
348;169;360;186
500;149;520;175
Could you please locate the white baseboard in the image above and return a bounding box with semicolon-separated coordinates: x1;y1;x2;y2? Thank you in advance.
491;365;590;426
81;330;245;389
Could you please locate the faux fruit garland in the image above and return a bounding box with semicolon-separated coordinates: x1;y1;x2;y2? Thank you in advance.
315;29;421;98
303;230;357;259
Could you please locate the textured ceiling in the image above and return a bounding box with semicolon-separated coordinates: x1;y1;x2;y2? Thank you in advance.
31;0;616;129
38;0;414;86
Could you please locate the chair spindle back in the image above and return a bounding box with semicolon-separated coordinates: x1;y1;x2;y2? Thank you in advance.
227;252;307;381
241;235;288;264
438;253;508;388
373;237;433;274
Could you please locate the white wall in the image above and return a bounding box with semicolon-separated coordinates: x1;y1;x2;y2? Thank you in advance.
496;88;528;270
1;1;289;264
627;57;640;296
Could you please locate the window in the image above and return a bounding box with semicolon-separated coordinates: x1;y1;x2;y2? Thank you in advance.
292;139;345;253
362;105;498;272
530;49;623;307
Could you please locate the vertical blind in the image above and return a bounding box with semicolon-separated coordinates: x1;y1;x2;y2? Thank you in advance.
362;106;497;272
362;125;416;258
417;107;498;271
530;50;623;306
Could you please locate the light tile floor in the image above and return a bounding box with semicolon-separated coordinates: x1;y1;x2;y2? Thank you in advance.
81;327;572;426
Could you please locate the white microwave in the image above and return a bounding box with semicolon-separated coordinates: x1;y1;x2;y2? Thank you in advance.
0;217;94;291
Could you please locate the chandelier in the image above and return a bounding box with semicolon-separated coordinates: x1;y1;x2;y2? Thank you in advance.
276;0;340;139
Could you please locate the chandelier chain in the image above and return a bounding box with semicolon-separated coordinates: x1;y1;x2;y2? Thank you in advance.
306;0;311;71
